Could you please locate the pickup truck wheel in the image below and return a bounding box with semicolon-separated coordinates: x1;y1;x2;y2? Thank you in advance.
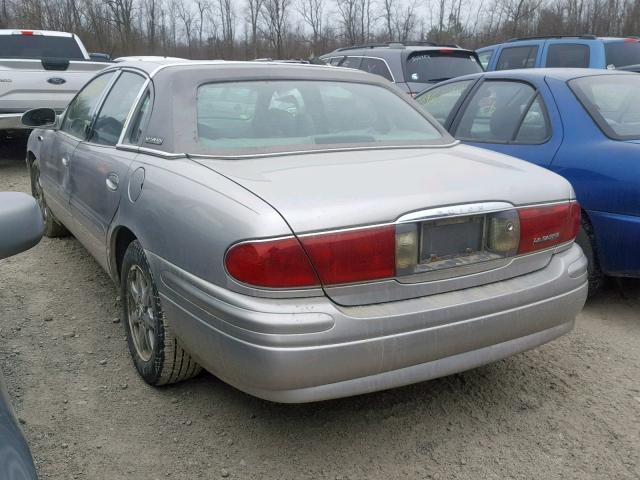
121;240;202;385
30;161;69;238
575;219;603;298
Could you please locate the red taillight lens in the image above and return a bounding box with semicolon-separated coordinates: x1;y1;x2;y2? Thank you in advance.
20;30;34;35
517;201;580;254
300;225;396;285
225;237;319;288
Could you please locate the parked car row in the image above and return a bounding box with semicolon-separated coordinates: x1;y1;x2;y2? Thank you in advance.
3;29;636;404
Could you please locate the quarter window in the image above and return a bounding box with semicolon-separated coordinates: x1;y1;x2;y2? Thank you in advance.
477;49;493;70
126;92;151;145
61;72;115;139
416;80;474;126
515;96;550;142
546;44;590;68
88;72;146;146
360;58;393;82
454;81;548;143
495;46;538;70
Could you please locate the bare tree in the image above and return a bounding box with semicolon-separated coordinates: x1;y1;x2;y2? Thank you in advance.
261;0;290;57
298;0;324;49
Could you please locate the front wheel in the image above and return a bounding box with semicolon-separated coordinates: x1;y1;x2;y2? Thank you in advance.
30;160;69;238
121;240;201;385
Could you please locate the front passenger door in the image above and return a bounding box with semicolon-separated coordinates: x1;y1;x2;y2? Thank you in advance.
68;71;147;270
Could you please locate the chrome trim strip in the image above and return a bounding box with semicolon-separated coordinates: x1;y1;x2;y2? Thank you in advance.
115;144;185;159
396;201;514;224
187;141;460;160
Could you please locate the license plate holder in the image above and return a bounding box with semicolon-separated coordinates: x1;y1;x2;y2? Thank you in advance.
420;216;485;266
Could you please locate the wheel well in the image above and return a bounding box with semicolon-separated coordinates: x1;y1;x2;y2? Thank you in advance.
114;227;137;281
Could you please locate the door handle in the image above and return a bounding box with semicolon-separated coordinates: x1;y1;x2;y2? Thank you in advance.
61;156;69;167
106;173;119;192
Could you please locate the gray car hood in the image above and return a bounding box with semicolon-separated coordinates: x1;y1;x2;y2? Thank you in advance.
194;145;573;233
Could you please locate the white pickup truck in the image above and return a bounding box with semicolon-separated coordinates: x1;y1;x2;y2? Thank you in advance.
0;29;110;133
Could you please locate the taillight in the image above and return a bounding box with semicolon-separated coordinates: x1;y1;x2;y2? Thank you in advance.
225;202;581;289
517;201;580;254
225;237;319;288
20;30;34;35
300;225;396;285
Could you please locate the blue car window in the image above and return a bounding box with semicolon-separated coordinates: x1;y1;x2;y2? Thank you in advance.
454;81;536;143
496;46;538;70
515;96;550;143
477;50;493;70
546;44;589;68
570;74;640;140
605;40;640;68
416;80;474;125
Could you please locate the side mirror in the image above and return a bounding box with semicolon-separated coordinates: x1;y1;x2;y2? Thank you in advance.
21;108;57;129
0;193;44;260
89;53;112;62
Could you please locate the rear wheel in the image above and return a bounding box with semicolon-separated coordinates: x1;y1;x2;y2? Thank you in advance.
121;240;201;385
575;217;604;298
30;160;69;238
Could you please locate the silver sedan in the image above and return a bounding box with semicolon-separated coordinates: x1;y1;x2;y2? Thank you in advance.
22;60;588;402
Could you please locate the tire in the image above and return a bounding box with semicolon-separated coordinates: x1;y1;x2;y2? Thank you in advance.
30;160;69;238
120;240;202;385
575;217;604;298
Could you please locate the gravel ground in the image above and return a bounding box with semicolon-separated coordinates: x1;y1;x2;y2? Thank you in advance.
1;138;639;480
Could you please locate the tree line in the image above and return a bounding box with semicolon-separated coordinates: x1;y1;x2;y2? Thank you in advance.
2;0;640;59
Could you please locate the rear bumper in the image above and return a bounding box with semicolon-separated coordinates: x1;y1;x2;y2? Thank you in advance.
151;244;588;403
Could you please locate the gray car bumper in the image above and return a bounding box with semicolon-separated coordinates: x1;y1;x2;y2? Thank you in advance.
150;244;588;403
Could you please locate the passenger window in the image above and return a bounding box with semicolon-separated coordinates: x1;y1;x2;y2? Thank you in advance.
454;81;536;142
477;50;493;70
495;46;538;70
328;57;343;66
515;96;550;143
546;44;589;68
61;72;115;139
416;80;474;126
360;58;393;81
339;56;362;69
127;92;151;145
88;72;146;146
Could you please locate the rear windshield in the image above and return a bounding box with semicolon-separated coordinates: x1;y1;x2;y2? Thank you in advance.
196;80;444;156
569;74;640;140
0;34;84;60
405;51;482;84
605;41;640;68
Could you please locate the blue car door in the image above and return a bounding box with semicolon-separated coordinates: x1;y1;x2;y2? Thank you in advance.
450;78;563;168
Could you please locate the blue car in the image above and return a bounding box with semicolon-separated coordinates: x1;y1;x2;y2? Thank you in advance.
415;69;640;295
476;35;640;71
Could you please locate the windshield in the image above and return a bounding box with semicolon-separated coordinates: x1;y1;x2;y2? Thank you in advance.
405;51;482;83
605;40;640;68
196;80;444;156
0;34;85;60
569;74;640;140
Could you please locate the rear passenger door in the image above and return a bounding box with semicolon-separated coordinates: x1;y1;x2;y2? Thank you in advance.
449;79;563;168
68;70;147;270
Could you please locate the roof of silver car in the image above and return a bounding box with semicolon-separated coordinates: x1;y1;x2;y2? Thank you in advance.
111;59;349;79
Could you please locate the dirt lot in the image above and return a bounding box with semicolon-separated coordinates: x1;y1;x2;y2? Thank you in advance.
1;138;639;480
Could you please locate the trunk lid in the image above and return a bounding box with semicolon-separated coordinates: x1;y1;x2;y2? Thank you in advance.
195;145;573;305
